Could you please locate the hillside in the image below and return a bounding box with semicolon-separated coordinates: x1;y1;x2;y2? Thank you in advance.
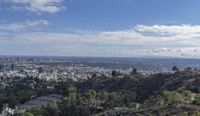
17;69;200;116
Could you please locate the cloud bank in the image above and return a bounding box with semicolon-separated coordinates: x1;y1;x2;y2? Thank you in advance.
0;20;49;32
0;21;200;57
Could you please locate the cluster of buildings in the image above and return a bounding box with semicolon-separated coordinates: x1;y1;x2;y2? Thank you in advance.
0;59;112;82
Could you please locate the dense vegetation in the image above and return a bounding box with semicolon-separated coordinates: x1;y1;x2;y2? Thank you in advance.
0;76;58;110
2;68;200;115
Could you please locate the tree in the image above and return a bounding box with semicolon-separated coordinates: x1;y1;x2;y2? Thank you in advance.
130;68;138;75
181;90;192;104
172;66;179;72
193;94;200;105
163;91;184;105
65;84;77;102
84;90;97;106
46;103;60;116
59;97;91;116
102;92;123;109
91;73;97;78
66;84;77;94
111;70;122;77
19;112;34;116
38;67;44;73
7;95;20;108
85;90;96;99
0;95;5;112
185;67;192;71
27;106;46;116
111;70;118;77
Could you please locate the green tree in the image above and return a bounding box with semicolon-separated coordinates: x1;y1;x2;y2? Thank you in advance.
7;95;20;108
163;91;184;105
64;84;77;104
102;92;123;109
84;90;97;106
28;106;46;116
0;95;5;112
181;90;192;104
59;97;90;116
19;112;34;116
64;84;77;96
193;94;200;105
88;90;96;99
46;103;60;116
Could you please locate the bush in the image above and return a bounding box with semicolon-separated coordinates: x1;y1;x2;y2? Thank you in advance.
163;91;185;105
193;94;200;105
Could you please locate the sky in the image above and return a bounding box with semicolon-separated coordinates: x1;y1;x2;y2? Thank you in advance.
1;0;200;58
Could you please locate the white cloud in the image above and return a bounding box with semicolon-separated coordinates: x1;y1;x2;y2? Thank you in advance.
6;0;65;13
0;20;49;32
1;24;200;57
135;24;200;35
145;47;200;58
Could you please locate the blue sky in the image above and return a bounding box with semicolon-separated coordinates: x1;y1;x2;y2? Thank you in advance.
1;0;200;57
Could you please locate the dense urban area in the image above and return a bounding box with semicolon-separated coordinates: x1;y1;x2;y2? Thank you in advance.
1;56;200;116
